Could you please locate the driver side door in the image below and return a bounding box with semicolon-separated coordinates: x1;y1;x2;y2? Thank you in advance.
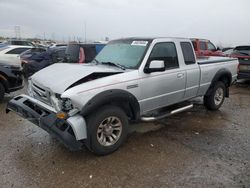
139;42;186;113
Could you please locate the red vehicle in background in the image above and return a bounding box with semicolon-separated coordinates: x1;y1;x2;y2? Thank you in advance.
191;38;224;57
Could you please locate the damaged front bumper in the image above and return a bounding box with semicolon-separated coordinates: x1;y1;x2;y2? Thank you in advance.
6;95;87;151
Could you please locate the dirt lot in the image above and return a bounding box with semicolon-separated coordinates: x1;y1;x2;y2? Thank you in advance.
0;82;249;188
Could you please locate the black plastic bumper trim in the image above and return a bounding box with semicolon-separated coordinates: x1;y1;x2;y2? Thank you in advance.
6;96;84;151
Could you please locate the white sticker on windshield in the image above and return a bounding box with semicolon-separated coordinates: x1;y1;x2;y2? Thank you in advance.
131;41;148;46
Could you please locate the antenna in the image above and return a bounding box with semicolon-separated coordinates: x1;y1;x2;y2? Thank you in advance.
84;21;87;43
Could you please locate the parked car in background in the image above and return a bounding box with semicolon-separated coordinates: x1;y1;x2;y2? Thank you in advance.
228;46;250;80
0;61;23;101
0;45;32;65
21;46;66;78
191;38;224;57
3;39;36;47
65;43;106;63
49;43;67;48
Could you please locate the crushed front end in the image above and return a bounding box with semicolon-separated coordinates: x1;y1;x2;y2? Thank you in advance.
6;81;87;151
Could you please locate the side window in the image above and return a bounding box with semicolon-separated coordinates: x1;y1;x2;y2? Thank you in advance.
149;42;179;69
199;42;207;50
207;42;216;51
84;46;97;63
6;48;29;54
192;41;197;51
180;42;196;65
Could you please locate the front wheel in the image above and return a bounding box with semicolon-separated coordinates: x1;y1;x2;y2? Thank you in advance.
204;81;226;111
85;105;128;155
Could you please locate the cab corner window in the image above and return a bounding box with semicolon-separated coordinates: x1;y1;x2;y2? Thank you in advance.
199;42;207;50
149;42;179;70
181;42;196;65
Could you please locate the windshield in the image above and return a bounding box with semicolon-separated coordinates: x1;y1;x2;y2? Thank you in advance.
95;40;150;69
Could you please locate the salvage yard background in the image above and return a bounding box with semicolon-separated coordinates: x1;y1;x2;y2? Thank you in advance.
0;82;249;187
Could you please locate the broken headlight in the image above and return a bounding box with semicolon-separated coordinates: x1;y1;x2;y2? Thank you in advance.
61;98;73;112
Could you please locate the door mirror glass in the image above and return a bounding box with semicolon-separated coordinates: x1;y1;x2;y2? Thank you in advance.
144;60;165;73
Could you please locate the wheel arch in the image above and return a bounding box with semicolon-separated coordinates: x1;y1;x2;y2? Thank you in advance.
0;72;9;93
206;68;232;97
81;89;140;121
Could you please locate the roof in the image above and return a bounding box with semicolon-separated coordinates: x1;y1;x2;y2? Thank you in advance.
5;45;33;49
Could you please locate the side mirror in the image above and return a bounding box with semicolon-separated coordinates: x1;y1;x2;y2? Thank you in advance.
144;60;165;73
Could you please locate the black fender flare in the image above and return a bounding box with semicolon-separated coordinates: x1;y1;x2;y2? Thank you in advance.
81;89;140;121
206;68;232;97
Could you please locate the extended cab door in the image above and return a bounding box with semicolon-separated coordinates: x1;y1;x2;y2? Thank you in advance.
180;42;200;99
139;42;186;113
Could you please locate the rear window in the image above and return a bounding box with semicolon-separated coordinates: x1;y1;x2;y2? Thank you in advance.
65;44;80;62
234;46;250;56
181;42;196;65
6;48;30;54
10;41;34;46
199;42;207;50
65;44;96;63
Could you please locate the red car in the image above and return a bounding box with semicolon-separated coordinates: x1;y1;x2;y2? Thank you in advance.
191;38;224;57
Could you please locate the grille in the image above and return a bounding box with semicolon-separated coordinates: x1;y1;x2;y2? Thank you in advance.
31;82;51;105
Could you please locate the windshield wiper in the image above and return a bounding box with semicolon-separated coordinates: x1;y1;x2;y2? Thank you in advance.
93;59;100;64
101;61;126;70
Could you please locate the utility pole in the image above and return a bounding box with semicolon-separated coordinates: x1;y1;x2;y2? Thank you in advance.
14;25;21;39
84;21;87;43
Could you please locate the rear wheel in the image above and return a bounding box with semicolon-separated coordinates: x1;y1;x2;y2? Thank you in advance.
85;105;128;155
0;83;5;102
204;81;226;111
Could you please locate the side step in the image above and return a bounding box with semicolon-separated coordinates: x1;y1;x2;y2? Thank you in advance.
141;104;193;122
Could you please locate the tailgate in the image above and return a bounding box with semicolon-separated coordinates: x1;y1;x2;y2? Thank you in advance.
239;58;250;72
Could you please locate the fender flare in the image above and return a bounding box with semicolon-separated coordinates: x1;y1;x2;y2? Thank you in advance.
206;68;232;97
81;89;140;121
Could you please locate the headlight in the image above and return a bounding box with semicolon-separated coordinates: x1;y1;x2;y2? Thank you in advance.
61;98;73;112
50;95;62;112
27;79;33;97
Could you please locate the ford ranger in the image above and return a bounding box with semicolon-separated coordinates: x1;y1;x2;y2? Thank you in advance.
6;37;238;155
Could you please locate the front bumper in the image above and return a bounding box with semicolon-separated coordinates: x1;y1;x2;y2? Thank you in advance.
6;95;86;151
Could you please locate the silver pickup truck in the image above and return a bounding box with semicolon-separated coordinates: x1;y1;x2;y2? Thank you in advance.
7;37;238;155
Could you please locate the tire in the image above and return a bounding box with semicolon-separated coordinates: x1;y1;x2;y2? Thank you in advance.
0;83;5;102
85;105;128;155
204;81;226;111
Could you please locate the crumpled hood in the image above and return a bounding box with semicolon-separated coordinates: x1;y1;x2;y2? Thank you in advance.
31;63;123;94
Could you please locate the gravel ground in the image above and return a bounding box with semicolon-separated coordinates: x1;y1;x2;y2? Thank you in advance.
0;82;249;188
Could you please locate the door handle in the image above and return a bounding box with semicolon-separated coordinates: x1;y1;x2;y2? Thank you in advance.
177;73;184;79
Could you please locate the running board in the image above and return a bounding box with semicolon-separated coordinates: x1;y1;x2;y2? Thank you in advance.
141;104;193;122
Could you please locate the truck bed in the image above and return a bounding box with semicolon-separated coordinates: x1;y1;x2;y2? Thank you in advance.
197;56;237;64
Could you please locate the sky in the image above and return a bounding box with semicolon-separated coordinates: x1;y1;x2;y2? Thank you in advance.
0;0;249;46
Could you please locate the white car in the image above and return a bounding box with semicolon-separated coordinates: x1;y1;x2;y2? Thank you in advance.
0;45;32;65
